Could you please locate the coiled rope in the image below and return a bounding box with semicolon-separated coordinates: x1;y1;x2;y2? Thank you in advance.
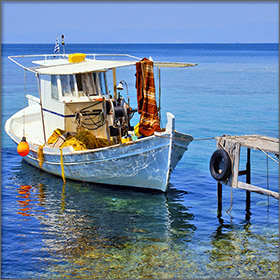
75;101;105;131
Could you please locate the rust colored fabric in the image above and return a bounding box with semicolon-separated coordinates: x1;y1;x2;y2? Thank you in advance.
135;58;161;136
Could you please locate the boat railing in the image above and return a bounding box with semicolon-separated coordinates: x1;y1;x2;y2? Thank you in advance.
87;53;141;61
26;94;40;106
8;53;142;73
8;53;141;60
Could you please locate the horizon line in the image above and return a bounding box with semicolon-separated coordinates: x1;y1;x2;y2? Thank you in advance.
2;42;278;45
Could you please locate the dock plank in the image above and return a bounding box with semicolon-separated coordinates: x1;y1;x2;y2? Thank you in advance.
238;181;279;200
216;135;279;155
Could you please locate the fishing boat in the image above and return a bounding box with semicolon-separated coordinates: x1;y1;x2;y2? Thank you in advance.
5;39;196;192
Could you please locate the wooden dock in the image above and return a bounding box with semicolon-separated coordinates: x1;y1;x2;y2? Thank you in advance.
211;135;279;214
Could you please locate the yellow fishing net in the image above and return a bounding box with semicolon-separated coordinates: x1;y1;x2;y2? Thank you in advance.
75;129;113;149
47;128;66;145
40;129;113;182
47;128;113;151
61;137;87;151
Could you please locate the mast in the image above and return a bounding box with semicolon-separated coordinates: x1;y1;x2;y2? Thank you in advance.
158;66;161;126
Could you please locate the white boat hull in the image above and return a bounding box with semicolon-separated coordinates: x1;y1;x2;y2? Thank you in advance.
5;112;193;192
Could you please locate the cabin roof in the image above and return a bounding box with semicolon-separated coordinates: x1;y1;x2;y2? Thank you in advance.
32;59;138;75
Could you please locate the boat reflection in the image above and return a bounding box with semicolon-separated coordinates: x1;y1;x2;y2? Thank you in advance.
60;183;66;212
38;183;46;206
17;185;32;217
34;181;197;245
13;161;197;278
15;162;197;234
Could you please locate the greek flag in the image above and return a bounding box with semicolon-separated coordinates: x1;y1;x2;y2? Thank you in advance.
54;37;60;54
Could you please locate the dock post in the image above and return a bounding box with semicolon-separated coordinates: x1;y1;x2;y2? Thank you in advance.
246;148;251;212
217;182;222;216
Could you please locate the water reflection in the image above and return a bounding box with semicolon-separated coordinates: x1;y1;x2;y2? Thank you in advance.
38;183;46;206
60;183;66;212
36;181;197;245
17;185;32;217
11;162;197;278
207;216;279;278
5;160;278;278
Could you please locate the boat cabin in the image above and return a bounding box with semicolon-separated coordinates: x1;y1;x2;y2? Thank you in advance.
39;71;110;140
31;55;134;142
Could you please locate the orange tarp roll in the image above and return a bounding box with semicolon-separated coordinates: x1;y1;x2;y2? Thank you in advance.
136;58;161;136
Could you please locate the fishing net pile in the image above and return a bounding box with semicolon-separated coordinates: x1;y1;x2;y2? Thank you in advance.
47;128;113;151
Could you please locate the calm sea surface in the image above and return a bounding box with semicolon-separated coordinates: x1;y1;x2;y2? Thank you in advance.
1;43;279;279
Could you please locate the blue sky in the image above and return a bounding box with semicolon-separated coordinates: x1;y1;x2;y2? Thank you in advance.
1;1;278;43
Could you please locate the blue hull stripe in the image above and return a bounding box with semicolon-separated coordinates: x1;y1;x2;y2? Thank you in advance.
43;108;75;118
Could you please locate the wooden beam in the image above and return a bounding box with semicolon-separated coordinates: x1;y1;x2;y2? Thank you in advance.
158;66;161;125
112;68;117;101
239;170;247;176
217;182;222;215
238;181;279;200
216;135;279;155
246;148;251;211
153;61;197;68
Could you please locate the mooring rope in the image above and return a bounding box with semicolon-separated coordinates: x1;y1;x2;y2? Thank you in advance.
266;155;270;211
23;69;27;137
154;134;216;141
258;147;279;164
217;139;235;214
155;134;279;165
193;137;217;141
226;185;234;215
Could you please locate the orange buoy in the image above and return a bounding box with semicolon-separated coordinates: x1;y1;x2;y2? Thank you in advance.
17;137;30;157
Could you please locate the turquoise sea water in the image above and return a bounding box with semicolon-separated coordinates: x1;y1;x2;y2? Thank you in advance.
1;43;279;279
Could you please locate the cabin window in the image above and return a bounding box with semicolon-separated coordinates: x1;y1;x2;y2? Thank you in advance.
76;74;83;92
60;75;75;97
51;75;58;100
92;73;100;95
98;72;108;95
82;73;97;96
75;72;108;97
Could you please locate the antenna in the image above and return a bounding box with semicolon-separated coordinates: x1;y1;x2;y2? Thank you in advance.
61;34;65;54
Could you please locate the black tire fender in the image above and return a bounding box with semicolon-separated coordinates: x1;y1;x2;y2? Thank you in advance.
209;149;232;181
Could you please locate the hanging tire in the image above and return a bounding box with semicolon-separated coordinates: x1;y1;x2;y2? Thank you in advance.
209;149;232;181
